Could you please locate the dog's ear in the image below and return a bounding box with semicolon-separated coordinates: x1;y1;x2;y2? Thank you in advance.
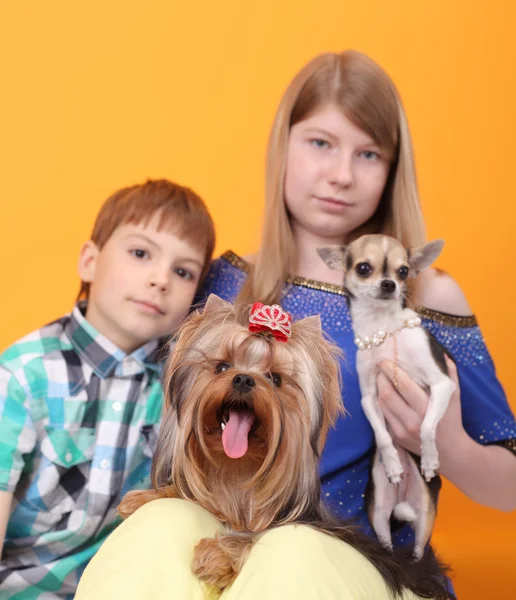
408;240;444;276
202;294;229;314
317;246;347;271
297;314;322;333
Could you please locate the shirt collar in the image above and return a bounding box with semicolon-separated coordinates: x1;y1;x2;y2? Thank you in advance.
65;303;162;379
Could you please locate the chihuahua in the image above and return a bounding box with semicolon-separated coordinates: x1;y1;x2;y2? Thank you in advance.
319;234;455;559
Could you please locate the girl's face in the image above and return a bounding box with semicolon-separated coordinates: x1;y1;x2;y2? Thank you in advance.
284;103;391;243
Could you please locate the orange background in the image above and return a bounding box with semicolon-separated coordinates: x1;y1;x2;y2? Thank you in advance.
0;1;514;596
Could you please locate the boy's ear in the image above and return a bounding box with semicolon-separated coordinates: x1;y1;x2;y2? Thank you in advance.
77;241;99;283
408;239;445;277
317;246;348;271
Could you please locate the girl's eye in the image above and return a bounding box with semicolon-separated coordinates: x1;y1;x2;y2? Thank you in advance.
131;249;148;259
356;262;372;277
310;138;331;150
267;372;282;387
360;150;380;161
175;267;193;281
398;266;409;280
215;362;231;374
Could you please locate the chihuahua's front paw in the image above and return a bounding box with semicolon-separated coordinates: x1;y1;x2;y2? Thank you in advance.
421;453;439;482
378;537;394;553
381;447;404;485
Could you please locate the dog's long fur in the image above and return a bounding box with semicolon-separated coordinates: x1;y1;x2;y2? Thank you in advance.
119;294;448;598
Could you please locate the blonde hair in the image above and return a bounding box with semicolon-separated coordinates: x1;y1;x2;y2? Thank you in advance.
237;50;426;305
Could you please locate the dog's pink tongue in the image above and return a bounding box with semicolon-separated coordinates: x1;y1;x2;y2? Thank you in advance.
222;409;255;459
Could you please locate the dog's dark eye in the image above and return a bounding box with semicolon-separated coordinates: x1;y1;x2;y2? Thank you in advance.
398;266;409;280
267;372;282;387
215;362;231;374
355;262;372;277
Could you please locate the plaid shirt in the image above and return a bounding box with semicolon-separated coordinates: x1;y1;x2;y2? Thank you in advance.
0;304;165;599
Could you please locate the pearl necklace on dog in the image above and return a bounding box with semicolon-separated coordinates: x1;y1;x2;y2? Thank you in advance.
354;316;422;388
353;317;422;351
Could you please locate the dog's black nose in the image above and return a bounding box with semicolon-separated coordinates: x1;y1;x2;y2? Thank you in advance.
380;279;396;294
232;374;256;393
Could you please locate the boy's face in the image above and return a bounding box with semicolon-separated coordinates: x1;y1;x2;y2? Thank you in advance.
78;213;205;353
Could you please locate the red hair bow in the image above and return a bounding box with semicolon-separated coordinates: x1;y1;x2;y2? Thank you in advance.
248;302;292;342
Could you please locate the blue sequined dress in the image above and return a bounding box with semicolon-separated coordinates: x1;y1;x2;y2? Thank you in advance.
200;251;516;550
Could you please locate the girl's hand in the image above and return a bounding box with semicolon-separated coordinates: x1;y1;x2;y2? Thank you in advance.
376;356;467;459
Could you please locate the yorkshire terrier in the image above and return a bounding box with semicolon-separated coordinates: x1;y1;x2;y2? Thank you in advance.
319;234;455;560
119;294;448;598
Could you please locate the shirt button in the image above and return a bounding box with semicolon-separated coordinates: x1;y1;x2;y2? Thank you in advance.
100;459;110;469
112;401;122;412
65;452;73;463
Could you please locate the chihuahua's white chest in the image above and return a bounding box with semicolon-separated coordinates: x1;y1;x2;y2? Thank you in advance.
356;326;437;390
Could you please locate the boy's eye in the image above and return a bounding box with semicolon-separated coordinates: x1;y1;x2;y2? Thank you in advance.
131;249;148;259
310;138;330;150
398;266;409;280
360;150;380;161
215;362;231;374
175;267;193;281
355;262;372;277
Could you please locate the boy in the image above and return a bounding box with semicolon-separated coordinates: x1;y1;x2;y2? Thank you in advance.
0;179;215;599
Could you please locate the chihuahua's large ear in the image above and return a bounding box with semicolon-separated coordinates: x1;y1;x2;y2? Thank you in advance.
408;240;445;276
202;294;228;315
317;246;348;271
77;241;99;283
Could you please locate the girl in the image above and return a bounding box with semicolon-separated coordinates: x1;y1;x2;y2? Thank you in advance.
200;50;516;594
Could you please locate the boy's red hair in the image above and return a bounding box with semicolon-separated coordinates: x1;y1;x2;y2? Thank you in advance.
79;179;215;299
